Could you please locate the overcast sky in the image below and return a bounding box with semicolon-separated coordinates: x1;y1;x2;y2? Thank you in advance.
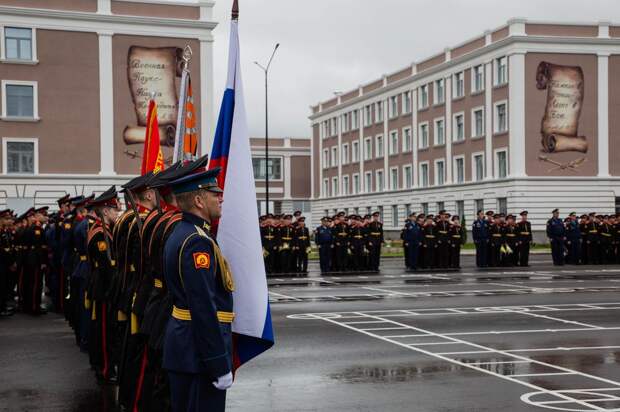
195;0;620;138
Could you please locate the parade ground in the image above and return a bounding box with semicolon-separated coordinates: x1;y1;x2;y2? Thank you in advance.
1;256;620;411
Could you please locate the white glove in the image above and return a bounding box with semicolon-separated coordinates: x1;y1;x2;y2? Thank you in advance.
212;371;233;390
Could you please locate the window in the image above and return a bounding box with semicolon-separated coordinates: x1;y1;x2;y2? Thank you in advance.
378;206;384;220
434;118;445;146
389;95;398;118
2;81;37;119
494;101;508;133
365;172;372;192
496;149;508;178
419;84;428;108
342;113;349;133
472;107;484;138
437;201;445;212
342;175;349;196
4;27;33;60
392;205;399;227
405;203;412;216
454;72;464;98
390;167;398;190
403;165;413;188
389;130;398;155
331;146;338;167
342;143;349;165
322;148;329;168
402;127;412;152
375;101;384;123
420;163;429;187
252;157;282;179
292;200;311;213
332;177;339;197
497;197;507;215
352;141;360;162
473;64;484;93
366;206;372;215
434;79;445;104
364;137;372;160
453;113;464;142
403;91;412;114
364;105;372;126
421;202;429;215
456;200;464;219
375;135;384;158
322;121;328;139
454;157;465;183
332;117;338;135
435;160;445;186
475;199;484;216
352;110;359;129
322;179;329;197
473;153;484;181
376;170;384;192
4;139;36;174
353;174;360;194
419;123;429;149
495;56;507;85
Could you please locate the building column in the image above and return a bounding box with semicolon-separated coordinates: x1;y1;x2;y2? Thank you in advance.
200;38;215;157
598;52;610;177
445;76;453;184
411;88;418;188
484;60;493;179
358;107;364;194
318;120;324;198
97;0;111;14
98;31;115;176
284;154;291;199
382;98;388;191
337;113;342;194
508;51;526;177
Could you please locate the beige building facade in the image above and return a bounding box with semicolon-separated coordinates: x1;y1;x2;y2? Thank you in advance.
310;19;620;239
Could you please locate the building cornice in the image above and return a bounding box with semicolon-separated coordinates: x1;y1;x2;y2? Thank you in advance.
113;0;214;7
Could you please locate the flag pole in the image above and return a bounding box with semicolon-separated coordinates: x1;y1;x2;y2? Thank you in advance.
173;46;192;163
232;0;238;20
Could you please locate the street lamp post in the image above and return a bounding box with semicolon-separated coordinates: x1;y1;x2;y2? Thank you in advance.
254;43;280;216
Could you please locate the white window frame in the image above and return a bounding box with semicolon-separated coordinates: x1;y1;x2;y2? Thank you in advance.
375;169;384;192
494;147;509;179
453;71;465;99
434;158;446;186
352;140;360;162
1;26;38;62
389;166;399;190
388;130;398;156
331;146;338;167
471;151;485;182
418;122;429;149
364;105;372;126
322;148;329;168
401;127;412;153
419;84;429;109
352;173;360;195
402;91;412;114
494;56;508;86
375;134;384;158
375;101;383;123
2;137;38;175
493;100;508;134
342;175;349;196
403;164;413;189
419;162;429;188
434;78;445;105
433;117;445;146
471;106;485;138
332;176;339;197
1;80;39;120
452;112;465;142
342;143;349;165
389;95;399;119
364;137;372;160
364;171;373;193
322;178;329;197
453;155;465;184
472;64;484;93
342;113;349;133
352;110;359;129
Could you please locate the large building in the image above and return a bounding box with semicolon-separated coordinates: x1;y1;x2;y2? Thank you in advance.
0;0;216;211
310;19;620;239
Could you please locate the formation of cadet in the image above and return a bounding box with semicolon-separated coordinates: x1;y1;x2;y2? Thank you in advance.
472;210;533;268
401;211;466;270
0;155;239;411
259;212;311;274
310;211;384;274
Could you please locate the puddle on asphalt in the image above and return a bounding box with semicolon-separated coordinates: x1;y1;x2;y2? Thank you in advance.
330;363;469;383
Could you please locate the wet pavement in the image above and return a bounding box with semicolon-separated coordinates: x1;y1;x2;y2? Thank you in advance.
3;255;620;411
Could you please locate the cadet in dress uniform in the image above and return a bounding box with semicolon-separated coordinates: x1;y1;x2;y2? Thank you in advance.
436;211;451;268
367;212;384;271
163;168;234;412
599;215;614;264
348;216;367;271
402;213;421;271
547;209;566;266
331;213;349;272
489;214;504;267
0;210;15;316
315;217;334;273
472;210;489;268
565;212;581;265
422;215;437;269
504;215;519;267
293;217;310;273
400;218;411;268
277;215;295;274
449;215;465;268
516;211;532;267
21;207;49;315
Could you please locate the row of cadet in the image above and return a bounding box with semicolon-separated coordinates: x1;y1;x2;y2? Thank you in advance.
0;155;238;411
259;212;310;274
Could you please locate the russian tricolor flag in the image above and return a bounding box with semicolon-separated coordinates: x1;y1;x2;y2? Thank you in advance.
209;15;274;370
